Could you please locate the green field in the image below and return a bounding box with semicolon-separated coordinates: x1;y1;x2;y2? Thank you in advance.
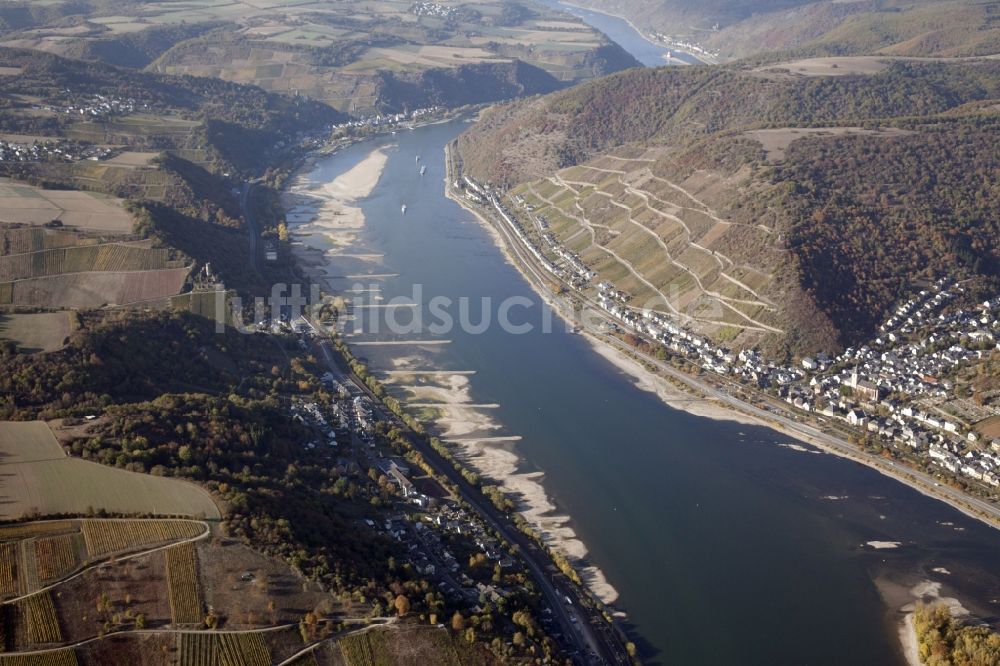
0;313;73;353
0;422;221;520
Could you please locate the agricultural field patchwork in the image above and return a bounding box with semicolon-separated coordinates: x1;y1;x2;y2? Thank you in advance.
6;266;190;308
0;219;190;309
0;0;630;113
0;519;207;601
0;244;176;281
0;228;98;256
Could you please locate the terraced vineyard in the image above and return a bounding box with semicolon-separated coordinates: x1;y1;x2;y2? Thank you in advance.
0;244;175;281
164;543;202;624
0;228;97;256
81;520;204;557
33;534;84;583
339;630;391;666
8;591;62;647
0;523;76;541
0;543;17;597
510;149;787;350
0;649;79;666
176;631;271;666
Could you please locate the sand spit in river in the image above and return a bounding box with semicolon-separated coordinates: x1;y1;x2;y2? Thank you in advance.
284;147;390;290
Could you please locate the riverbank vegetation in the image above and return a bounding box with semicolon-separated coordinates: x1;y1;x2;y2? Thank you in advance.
913;603;1000;665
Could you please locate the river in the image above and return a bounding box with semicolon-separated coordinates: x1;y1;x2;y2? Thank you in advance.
535;0;699;67
288;121;1000;665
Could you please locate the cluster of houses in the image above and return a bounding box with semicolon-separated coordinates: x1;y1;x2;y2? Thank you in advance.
43;94;143;118
270;319;545;626
0;139;114;163
470;180;594;286
649;34;720;59
290;399;341;450
595;281;808;386
409;1;458;18
461;175;1000;494
333;106;443;131
601;274;1000;487
370;499;522;608
794;280;1000;484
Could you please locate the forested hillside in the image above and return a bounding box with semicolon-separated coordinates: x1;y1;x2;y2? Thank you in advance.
459;57;1000;350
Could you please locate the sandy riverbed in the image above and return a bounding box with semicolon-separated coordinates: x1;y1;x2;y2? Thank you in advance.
381;357;622;603
283;147;390;289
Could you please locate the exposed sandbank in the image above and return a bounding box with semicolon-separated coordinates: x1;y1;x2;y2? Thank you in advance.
283;147;390;289
379;359;621;604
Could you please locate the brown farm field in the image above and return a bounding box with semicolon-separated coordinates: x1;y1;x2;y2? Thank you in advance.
7;267;190;308
0;313;73;353
196;534;336;629
742;126;913;163
0;183;132;233
0;421;221;520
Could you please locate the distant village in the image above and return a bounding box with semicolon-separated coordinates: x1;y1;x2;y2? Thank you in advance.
41;93;145;119
649;34;720;61
334;106;444;132
409;1;458;19
459;174;1000;493
0;138;115;163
